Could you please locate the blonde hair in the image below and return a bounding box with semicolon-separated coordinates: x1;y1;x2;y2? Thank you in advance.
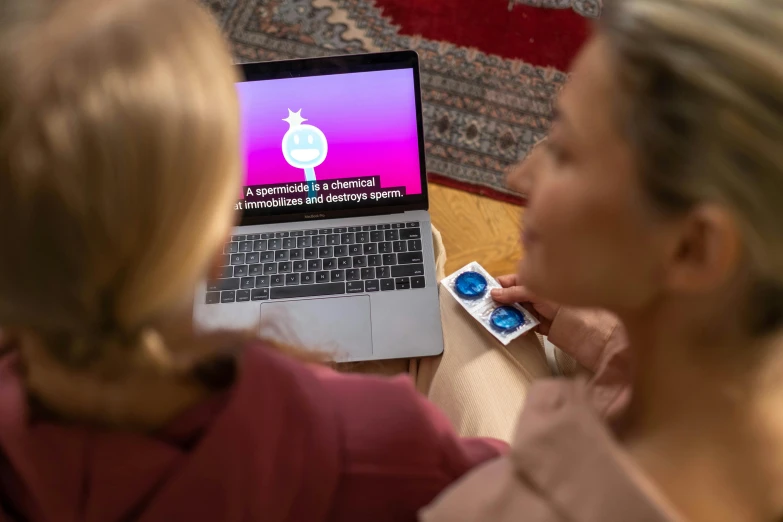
602;0;783;334
0;0;240;364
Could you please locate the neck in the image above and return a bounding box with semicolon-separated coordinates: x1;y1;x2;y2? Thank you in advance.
618;306;783;522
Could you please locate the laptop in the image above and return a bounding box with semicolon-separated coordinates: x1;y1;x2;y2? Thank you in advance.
193;51;444;362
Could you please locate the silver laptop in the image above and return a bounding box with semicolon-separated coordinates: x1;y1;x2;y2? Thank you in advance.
193;51;444;362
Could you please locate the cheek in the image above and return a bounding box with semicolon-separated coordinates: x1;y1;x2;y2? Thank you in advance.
520;182;661;308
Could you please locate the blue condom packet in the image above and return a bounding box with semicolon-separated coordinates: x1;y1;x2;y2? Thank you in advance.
441;261;538;345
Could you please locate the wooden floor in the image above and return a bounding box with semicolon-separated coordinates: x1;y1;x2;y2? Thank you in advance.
429;184;524;278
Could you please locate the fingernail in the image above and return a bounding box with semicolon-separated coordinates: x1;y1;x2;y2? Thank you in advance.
490;289;502;296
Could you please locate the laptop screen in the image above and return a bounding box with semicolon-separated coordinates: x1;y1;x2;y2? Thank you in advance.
236;63;425;222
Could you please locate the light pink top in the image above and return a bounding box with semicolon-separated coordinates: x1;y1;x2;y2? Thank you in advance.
421;308;683;522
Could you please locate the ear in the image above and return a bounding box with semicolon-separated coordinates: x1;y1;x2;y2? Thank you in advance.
664;204;742;294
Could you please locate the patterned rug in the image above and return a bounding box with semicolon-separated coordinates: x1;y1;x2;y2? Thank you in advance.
206;0;597;204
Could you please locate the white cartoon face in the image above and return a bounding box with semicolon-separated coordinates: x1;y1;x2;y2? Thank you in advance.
282;124;328;168
282;109;328;169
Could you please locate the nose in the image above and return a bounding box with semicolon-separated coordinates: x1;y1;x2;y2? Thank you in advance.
506;138;547;196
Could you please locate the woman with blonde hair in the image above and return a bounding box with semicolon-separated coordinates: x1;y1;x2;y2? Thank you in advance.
0;0;505;520
423;0;783;520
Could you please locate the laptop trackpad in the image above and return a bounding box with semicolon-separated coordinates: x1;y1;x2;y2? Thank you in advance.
259;296;373;360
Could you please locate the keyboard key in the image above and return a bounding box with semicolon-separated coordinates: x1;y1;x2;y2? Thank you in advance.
363;243;378;255
313;235;326;247
240;277;255;290
253;240;267;251
382;254;397;265
239;241;253;253
247;252;260;264
319;246;334;258
218;255;230;267
213;278;239;291
275;250;289;262
352;256;367;268
285;274;300;285
406;222;419;228
338;258;351;269
379;242;393;254
398;252;423;264
334;245;349;257
206;292;220;304
376;266;390;279
408;239;423;252
355;232;369;243
400;228;421;240
395;277;411;290
392;241;407;253
236;290;251;302
385;230;399;241
247;234;261;240
316;271;330;283
323;258;337;270
278;262;292;273
368;255;383;267
341;233;355;245
260;251;274;263
220;266;234;278
308;259;322;271
231;235;246;242
291;230;304;237
289;249;303;260
304;247;318;259
327;234;340;246
260;233;274;239
293;260;306;272
346;269;361;281
271;275;284;286
224;242;238;254
348;244;362;256
305;230;318;236
230;253;245;265
301;272;315;284
392;223;405;229
318;228;332;234
268;239;282;250
381;279;394;291
365;279;380;292
347;281;364;293
282;238;296;249
275;231;289;238
412;276;426;288
221;290;236;303
391;264;424;277
361;267;375;280
331;270;345;282
296;236;311;248
370;231;384;242
271;282;346;300
348;226;361;232
234;265;248;277
263;263;277;275
378;224;391;230
334;227;347;233
251;288;269;301
255;275;270;287
207;280;221;291
363;225;377;231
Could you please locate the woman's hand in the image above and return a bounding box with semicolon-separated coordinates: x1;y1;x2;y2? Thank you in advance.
490;275;560;335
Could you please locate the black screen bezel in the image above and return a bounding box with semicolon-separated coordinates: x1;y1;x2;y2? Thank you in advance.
236;50;428;226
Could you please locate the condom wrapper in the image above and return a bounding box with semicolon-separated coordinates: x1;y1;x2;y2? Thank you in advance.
441;261;538;345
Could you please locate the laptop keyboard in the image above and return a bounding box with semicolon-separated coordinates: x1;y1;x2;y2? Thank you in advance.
205;222;426;304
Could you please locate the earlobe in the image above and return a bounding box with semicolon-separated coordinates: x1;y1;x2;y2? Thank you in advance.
666;205;742;294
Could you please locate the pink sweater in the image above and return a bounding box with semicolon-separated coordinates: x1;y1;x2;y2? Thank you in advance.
0;345;505;522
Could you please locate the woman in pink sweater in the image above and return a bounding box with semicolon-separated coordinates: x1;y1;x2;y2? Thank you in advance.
0;1;504;521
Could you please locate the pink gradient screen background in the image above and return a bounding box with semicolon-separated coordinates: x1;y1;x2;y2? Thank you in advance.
237;68;422;199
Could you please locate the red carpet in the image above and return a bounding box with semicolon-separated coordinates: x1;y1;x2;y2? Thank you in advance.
208;0;596;204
